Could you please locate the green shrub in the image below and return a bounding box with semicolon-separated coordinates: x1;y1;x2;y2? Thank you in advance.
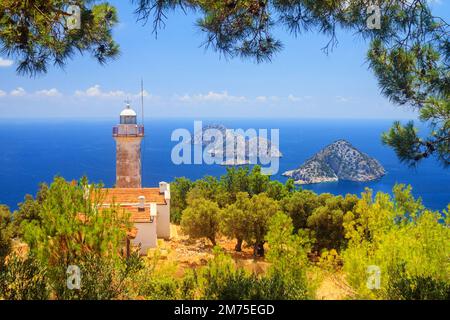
220;192;252;252
244;193;279;257
200;250;257;300
132;250;197;300
342;186;450;299
197;248;306;300
170;177;194;224
265;212;313;299
0;205;13;271
0;254;49;300
51;252;142;300
386;263;450;300
307;194;358;251
180;198;221;245
279;190;322;232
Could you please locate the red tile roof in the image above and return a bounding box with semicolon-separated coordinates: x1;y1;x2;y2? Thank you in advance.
120;206;152;223
76;212;138;238
101;188;166;205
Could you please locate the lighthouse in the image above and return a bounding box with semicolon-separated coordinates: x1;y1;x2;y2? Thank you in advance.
98;100;171;254
112;102;144;188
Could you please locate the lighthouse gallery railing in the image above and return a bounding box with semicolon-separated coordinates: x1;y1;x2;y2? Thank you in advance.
112;125;144;137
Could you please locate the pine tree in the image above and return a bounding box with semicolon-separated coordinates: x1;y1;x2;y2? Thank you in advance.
0;1;119;75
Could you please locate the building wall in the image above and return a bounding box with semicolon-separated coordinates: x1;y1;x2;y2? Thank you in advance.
132;222;157;255
115;136;142;188
157;201;171;240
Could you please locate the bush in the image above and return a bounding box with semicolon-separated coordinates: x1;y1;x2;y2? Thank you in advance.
51;252;142;300
186;176;230;207
244;193;279;256
220;192;251;251
200;249;258;300
279;190;322;232
265;212;313;299
199;247;311;300
0;205;13;270
219;167;250;201
307;194;358;251
0;254;49;300
171;166;296;224
170;177;193;224
386;263;450;300
14;176;140;300
180;198;221;245
13;183;49;235
317;249;342;272
342;186;450;299
132;249;197;300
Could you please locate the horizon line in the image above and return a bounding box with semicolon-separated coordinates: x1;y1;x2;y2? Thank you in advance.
0;116;419;121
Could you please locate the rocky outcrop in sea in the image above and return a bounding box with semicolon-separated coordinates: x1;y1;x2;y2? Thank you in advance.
191;124;282;165
283;139;385;184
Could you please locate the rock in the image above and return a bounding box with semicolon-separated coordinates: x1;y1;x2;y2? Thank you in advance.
191;124;227;146
283;139;386;184
192;123;282;166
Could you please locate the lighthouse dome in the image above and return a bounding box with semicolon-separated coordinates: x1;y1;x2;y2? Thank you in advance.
120;103;137;124
120;105;137;117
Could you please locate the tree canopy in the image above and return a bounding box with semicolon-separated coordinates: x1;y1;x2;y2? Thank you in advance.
0;1;119;75
0;205;13;271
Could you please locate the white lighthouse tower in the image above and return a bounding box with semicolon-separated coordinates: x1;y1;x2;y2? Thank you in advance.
112;102;144;188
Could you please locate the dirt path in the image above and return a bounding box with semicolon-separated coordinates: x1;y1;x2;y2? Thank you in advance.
316;272;354;300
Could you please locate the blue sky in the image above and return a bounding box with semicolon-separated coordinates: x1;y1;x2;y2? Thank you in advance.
0;1;448;119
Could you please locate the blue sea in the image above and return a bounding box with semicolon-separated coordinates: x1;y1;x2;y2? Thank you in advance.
0;118;448;211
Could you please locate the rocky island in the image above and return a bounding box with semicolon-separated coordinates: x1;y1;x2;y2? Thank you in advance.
192;124;282;165
283;140;386;184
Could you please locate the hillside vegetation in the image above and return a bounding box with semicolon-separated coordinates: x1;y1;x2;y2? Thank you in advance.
1;167;449;300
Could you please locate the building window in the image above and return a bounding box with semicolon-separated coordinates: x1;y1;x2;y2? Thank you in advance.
120;116;137;124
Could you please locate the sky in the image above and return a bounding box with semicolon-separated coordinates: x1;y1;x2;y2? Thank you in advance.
0;1;448;119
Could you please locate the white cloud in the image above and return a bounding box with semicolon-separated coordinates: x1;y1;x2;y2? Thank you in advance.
0;90;6;97
336;96;351;103
288;94;302;102
75;85;126;98
254;95;279;103
133;89;152;99
10;87;26;97
288;94;313;102
36;88;62;97
177;91;246;103
74;85;153;101
256;96;268;102
0;57;13;67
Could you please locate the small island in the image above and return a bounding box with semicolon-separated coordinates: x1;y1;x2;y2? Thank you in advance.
283;139;386;184
192;124;282;165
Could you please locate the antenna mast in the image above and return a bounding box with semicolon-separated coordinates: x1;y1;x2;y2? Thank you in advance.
141;78;144;125
141;78;145;187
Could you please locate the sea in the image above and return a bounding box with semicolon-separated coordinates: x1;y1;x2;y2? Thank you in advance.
0;118;448;211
